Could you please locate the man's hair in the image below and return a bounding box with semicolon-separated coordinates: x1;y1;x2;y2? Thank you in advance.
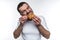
17;2;28;15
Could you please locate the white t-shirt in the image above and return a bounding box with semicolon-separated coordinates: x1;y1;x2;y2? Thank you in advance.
18;16;49;40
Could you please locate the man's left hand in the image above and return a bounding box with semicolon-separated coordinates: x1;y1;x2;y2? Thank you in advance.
32;16;41;26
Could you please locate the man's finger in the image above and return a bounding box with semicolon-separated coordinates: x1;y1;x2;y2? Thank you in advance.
33;16;40;23
33;18;38;23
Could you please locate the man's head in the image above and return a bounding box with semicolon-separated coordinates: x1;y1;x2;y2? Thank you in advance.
17;2;33;16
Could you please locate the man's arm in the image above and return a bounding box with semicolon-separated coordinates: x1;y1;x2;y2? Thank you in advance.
37;24;50;39
32;16;50;39
13;16;27;39
13;23;23;39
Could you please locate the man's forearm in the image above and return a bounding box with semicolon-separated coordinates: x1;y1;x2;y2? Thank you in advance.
13;23;23;39
37;24;50;39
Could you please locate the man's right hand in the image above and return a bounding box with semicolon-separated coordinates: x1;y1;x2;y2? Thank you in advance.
13;16;28;39
19;16;28;25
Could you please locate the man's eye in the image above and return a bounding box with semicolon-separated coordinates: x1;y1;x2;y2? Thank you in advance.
27;6;29;9
24;11;26;12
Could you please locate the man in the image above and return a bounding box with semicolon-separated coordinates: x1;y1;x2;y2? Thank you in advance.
13;2;50;40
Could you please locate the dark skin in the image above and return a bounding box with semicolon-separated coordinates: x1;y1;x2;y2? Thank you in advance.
13;3;50;39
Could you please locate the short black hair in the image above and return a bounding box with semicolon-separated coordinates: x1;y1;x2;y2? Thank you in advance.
17;2;28;15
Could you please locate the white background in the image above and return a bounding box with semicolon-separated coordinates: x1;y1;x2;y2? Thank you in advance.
0;0;60;40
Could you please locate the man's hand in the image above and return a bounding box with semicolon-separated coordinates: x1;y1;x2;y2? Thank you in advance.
19;16;28;25
32;16;50;39
32;16;41;26
13;16;28;39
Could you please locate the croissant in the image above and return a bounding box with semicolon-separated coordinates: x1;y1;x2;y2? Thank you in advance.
27;13;35;20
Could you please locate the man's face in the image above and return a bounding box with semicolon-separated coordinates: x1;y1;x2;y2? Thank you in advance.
19;4;33;16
